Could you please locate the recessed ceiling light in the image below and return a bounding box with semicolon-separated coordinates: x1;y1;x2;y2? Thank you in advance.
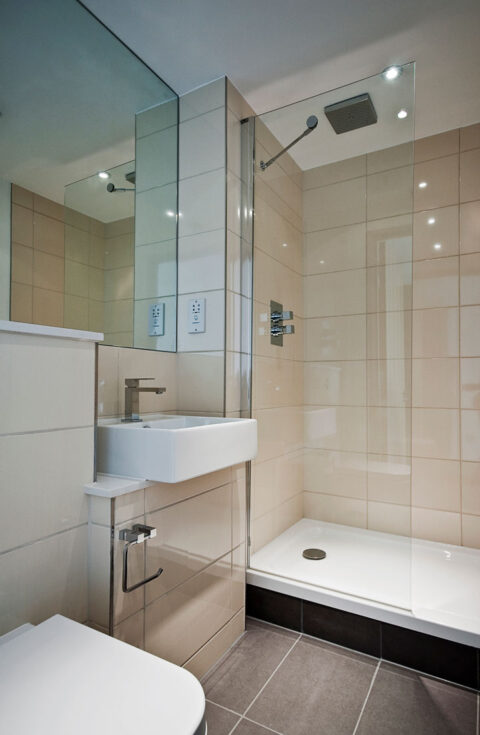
397;109;408;119
166;210;176;217
282;243;288;248
428;217;436;225
383;66;401;81
320;260;325;265
434;243;442;250
98;171;109;179
418;181;428;189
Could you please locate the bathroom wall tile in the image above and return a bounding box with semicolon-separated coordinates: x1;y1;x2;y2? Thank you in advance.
367;454;411;505
32;287;63;327
136;185;177;248
367;166;413;220
179;170;225;238
461;514;480;549
252;451;304;518
117;347;177;415
460;253;480;305
231;543;246;614
180;108;225;180
412;457;461;512
227;77;254;122
412;256;458;309
304;405;366;453
226;231;241;294
136;98;178;138
145;468;232;514
104;216;134;239
367;359;411;407
304;449;366;499
460;305;480;356
412;358;459;408
304;492;367;528
460;123;480;152
305;315;366;361
414;155;459;211
114;609;144;649
65;207;90;233
227;171;242;237
104;233;134;270
176;351;224;413
65;260;89;297
255;162;305;226
137;125;177;191
33;212;64;258
412;408;459;460
305;223;365;274
367;501;411;536
414;130;459;162
232;464;247;548
460;201;480;254
33;250;64;293
34;194;64;222
461;358;480;409
251;510;275;552
305;268;365;318
103;299;133;335
462;461;480;515
304;361;366;406
253;356;303;409
227;106;242;180
104;266;134;302
88;523;110;629
97;345;119;418
256;121;302;185
413;205;459;260
10;282;32;323
0;332;95;433
367;407;411;456
253;301;302;362
11;242;33;285
275;492;303;538
303;177;366;232
368;143;413;174
460;149;480;202
303;155;365;189
412;307;458;358
183;607;245;680
0;427;92;553
11;204;33;247
88;495;112;527
11;184;33;209
0;525;88;637
461;409;480;461
145;484;232;603
65;225;89;264
180;78;225;123
114;489;145;527
254;248;302;318
89;234;105;270
412;507;461;545
88;267;104;303
366;214;412;266
133;296;176;352
367;311;412;360
253;407;304;463
367;262;411;313
144;553;233;666
178;229;225;294
254;193;302;274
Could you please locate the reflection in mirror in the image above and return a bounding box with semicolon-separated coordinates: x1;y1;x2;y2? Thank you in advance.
0;0;178;351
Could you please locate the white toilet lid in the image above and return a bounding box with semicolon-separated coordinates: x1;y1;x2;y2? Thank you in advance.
0;615;205;735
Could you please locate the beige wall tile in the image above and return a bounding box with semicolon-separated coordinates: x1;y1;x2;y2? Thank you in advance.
104;233;134;269
367;263;411;313
33;250;64;293
303;177;366;231
460;305;480;356
177;351;224;414
304;405;366;453
114;609;144;649
460;123;480;152
412;408;459;460
305;268;365;318
462;514;480;549
64;294;89;331
460;201;480;254
305;223;365;274
10;282;33;323
367;311;411;359
304;449;366;499
253;407;304;463
367;501;411;536
460;253;480;305
145;468;232;514
11;242;33;285
11;184;33;209
367;407;411;456
104;299;133;335
366;214;412;266
303;155;365;188
304;492;367;528
412;358;459;408
252;451;304;518
461;462;480;515
88;523;110;629
367;166;413;220
413;206;459;261
65;225;89;264
32;287;63;327
412;457;460;511
412;507;461;545
461;358;480;409
304;361;366;406
367;359;411;407
460;149;480;202
33;212;64;258
305;315;366;361
367;454;410;505
65;260;89;298
232;464;247;548
461;409;480;461
254;248;302;318
414;155;459;211
34;193;64;222
412;307;458;358
413;256;458;309
11;204;33;247
367;143;413;174
414;130;459;162
253;356;303;409
113;514;145;625
183;608;245;680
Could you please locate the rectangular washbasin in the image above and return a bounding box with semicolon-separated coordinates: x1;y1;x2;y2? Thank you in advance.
97;415;257;483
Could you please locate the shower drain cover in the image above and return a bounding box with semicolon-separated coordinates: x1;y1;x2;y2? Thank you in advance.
302;548;326;560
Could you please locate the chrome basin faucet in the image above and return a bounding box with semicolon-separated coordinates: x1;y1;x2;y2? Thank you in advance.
123;378;166;422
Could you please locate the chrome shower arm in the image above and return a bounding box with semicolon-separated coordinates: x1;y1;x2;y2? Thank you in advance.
259;115;318;171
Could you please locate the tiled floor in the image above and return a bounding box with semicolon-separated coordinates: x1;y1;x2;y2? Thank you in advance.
203;619;479;735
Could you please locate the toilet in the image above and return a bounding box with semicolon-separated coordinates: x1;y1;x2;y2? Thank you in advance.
0;615;206;735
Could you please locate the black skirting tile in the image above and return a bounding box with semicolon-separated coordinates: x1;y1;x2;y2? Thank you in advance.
246;584;302;631
303;601;381;657
381;622;478;689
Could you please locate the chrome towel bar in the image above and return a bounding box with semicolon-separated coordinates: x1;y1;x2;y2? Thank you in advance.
119;524;163;593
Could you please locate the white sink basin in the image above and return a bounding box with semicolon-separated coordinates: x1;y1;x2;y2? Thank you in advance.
97;415;257;483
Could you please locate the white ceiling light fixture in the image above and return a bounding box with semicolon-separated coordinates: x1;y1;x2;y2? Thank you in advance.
98;171;109;179
428;217;436;225
434;242;442;250
418;181;428;189
383;65;402;81
397;109;408;119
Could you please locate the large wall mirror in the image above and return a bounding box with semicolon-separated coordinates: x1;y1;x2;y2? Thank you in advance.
0;0;178;350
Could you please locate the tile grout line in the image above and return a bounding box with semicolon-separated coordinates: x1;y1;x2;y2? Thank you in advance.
351;660;381;735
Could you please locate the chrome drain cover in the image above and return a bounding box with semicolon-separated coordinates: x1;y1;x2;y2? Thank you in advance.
302;548;326;560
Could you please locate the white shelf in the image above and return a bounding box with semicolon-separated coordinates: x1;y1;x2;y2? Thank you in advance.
0;320;103;342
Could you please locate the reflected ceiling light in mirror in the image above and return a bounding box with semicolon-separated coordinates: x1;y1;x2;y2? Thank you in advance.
383;65;402;81
434;243;442;250
165;210;176;217
428;217;436;225
98;171;109;179
418;181;428;189
397;109;408;119
282;242;288;248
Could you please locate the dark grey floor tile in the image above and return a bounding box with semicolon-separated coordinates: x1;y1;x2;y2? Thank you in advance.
203;619;298;713
205;701;240;735
247;635;377;735
355;662;478;735
235;718;283;734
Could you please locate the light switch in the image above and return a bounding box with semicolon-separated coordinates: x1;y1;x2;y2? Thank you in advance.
188;298;205;333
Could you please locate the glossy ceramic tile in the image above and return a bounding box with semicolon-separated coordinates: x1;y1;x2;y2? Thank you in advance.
412;358;459;408
254;193;302;274
367;359;411;407
252;451;304;519
305;315;366;361
460;252;480;305
114;609;144;649
145;469;232;514
176;351;224;414
367;311;412;360
412;256;458;309
65;225;89;264
414;130;459;162
33;211;64;258
304;360;366;406
304;449;367;499
304;492;367;528
136;126;177;192
367;501;411;536
367;143;413;173
367;166;413;220
10;282;33;323
367;407;411;456
303;155;365;188
135;183;177;246
304;223;365;274
461;409;480;461
412;307;458;358
461;461;480;515
179;169;225;238
412;408;460;460
180;108;225;181
303;177;366;232
134;241;176;299
178;229;225;294
304;405;366;453
87;523;110;628
11;242;33;285
460;122;480;151
460;358;480;409
413;205;459;260
366;214;412;266
184;607;245;680
412;457;460;512
253;407;304;463
179;78;225;123
65;260;89;298
117;347;177;415
461;514;480;548
412;507;461;545
460;305;480;356
414;155;459;211
367;454;411;505
460;148;480;202
254;248;302;318
32;287;64;327
305;268;366;318
367;262;411;313
253;356;303;409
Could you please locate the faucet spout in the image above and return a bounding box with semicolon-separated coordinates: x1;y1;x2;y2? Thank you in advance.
123;378;166;422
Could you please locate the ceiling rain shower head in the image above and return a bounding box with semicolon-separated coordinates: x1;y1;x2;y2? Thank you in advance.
260;114;318;171
324;93;377;134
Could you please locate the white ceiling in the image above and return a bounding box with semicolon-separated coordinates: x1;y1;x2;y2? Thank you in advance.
83;0;480;141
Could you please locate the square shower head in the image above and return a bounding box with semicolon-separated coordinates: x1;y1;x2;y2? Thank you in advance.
324;93;377;134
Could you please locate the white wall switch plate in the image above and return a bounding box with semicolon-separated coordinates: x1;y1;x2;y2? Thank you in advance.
188;297;205;333
148;302;165;336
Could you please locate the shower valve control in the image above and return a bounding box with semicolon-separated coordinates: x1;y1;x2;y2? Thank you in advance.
271;310;293;322
270;300;295;346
